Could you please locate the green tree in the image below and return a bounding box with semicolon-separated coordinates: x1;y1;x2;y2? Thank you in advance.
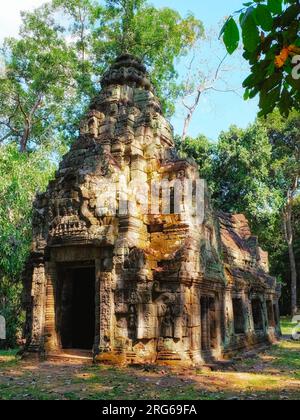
213;123;280;225
0;144;56;347
0;279;24;349
0;0;203;153
92;0;204;115
293;196;300;308
176;134;215;182
221;0;300;117
263;110;300;314
0;4;81;152
278;196;300;313
212;115;300;314
181;113;299;314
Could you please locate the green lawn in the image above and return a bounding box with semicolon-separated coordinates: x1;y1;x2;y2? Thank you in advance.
0;319;299;400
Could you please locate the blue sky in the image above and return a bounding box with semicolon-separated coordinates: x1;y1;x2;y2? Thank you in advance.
0;0;259;140
150;0;259;140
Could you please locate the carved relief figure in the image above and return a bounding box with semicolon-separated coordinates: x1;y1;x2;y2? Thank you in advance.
128;305;137;341
161;305;175;338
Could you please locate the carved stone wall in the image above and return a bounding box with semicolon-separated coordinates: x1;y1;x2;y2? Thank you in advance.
23;54;281;365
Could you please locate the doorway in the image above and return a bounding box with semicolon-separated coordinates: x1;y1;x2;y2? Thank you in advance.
59;265;96;350
232;298;246;334
201;296;218;351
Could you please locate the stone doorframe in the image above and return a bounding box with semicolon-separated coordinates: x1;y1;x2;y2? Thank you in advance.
199;290;222;359
43;245;114;356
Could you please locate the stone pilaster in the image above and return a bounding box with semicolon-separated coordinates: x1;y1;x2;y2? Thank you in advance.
44;262;60;352
95;260;117;362
27;264;47;353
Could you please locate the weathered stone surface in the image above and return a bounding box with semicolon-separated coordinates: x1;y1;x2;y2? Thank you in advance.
23;54;281;365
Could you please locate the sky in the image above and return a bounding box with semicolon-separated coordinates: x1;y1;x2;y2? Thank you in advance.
0;0;259;140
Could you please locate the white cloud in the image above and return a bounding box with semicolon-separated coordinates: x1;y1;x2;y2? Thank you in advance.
0;0;47;43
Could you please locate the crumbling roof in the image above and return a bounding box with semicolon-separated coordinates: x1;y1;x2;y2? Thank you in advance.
218;211;276;288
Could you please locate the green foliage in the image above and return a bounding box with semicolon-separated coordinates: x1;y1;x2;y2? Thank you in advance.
0;144;55;347
213;123;282;224
176;135;216;182
91;1;204;115
221;0;300;117
263;109;300;194
0;279;24;349
222;17;240;55
180;110;300;313
0;4;83;152
0;0;203;152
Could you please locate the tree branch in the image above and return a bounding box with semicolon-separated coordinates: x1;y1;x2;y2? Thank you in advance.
181;51;239;140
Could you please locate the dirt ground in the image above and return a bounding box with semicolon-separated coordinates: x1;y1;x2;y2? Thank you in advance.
0;336;299;400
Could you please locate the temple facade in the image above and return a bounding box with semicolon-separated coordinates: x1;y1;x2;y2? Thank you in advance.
23;55;281;365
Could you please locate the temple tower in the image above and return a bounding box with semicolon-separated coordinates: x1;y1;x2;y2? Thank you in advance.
23;55;281;364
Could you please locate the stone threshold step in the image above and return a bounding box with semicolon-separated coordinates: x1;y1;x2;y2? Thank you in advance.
47;349;93;361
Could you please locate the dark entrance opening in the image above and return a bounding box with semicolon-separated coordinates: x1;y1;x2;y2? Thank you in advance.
209;297;218;349
266;300;275;327
58;265;95;350
273;304;279;327
252;299;264;331
201;296;218;351
233;298;245;334
201;297;209;351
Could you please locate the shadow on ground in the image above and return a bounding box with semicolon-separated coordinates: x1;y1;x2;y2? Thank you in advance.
0;338;299;400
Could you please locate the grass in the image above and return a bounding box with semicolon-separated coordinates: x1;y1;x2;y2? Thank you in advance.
0;349;20;368
281;317;296;336
0;319;299;400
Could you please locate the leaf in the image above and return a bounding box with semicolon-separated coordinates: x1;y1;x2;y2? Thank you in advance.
278;88;293;116
286;74;300;90
259;83;281;115
261;72;282;92
243;67;266;88
267;0;283;15
280;4;300;27
241;13;261;53
255;5;273;31
223;18;240;54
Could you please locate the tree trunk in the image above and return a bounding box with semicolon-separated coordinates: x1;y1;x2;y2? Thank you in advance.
17;93;42;153
283;200;298;316
182;91;202;141
182;113;192;142
20;123;30;153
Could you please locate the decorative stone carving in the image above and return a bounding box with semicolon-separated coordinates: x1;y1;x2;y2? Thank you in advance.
128;305;137;340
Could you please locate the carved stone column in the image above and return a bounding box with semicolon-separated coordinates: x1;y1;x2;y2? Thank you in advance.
28;263;47;353
44;262;60;352
95;259;115;358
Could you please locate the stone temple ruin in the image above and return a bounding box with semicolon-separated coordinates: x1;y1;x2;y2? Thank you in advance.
23;55;281;365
